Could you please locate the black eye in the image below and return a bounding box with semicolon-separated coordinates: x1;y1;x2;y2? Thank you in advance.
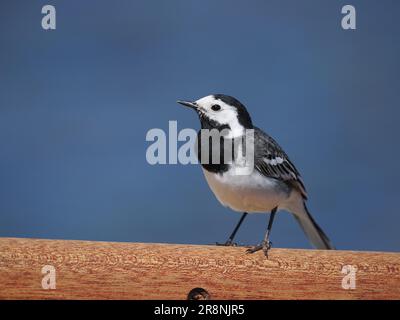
211;104;221;111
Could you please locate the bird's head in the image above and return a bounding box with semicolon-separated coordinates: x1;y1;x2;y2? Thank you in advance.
177;94;253;137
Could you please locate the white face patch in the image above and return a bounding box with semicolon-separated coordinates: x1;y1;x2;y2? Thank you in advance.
195;95;245;138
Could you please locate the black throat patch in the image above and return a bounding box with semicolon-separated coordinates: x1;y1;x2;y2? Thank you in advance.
196;130;231;174
196;114;231;174
195;94;253;174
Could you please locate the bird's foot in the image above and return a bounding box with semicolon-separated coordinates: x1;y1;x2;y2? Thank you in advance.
216;240;238;247
246;240;272;258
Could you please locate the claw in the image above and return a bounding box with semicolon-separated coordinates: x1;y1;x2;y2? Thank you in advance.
246;240;272;258
216;240;237;246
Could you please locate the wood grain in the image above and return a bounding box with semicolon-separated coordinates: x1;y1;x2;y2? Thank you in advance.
0;237;399;299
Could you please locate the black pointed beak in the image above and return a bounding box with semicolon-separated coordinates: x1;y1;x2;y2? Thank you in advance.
177;100;197;110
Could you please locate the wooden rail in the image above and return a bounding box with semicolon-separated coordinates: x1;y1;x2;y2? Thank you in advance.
0;237;399;299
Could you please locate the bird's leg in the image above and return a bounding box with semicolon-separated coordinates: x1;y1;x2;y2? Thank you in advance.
246;207;277;257
217;212;248;246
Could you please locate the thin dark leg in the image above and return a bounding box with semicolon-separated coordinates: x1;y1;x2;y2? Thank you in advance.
246;207;277;257
217;212;248;246
227;212;248;244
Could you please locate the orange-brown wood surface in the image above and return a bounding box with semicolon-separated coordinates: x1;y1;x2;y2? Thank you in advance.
0;237;399;300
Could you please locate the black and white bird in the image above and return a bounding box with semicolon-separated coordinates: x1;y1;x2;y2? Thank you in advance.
178;94;334;256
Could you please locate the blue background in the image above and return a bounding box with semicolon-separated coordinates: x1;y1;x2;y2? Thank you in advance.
0;1;399;251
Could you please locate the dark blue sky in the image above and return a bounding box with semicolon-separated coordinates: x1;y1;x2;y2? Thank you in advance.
0;1;399;251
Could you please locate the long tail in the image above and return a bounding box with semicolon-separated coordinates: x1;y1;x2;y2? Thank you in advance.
293;203;335;250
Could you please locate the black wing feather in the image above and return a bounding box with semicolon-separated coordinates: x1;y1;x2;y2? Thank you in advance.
253;127;307;199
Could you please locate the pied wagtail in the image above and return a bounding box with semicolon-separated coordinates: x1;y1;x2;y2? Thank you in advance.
178;94;334;256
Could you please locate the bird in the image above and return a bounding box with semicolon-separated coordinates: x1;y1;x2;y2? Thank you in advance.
177;94;334;256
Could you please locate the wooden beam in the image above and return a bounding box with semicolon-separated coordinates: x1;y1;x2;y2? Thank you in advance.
0;237;399;299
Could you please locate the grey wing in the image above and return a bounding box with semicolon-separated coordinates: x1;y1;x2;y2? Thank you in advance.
253;127;308;199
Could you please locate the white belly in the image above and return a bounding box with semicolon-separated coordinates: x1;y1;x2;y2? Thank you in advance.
203;168;290;213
